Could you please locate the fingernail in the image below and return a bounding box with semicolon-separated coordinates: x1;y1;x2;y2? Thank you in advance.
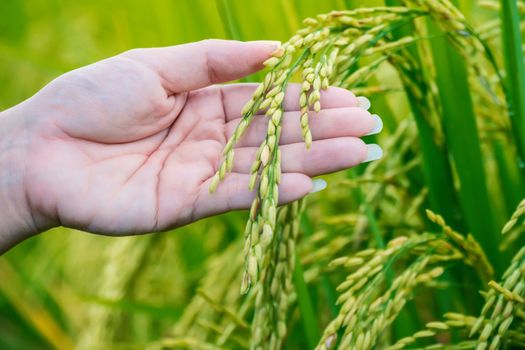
357;96;371;110
363;144;383;163
366;114;383;136
310;179;327;193
254;40;282;49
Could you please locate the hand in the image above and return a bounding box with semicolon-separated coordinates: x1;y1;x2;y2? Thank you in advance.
0;39;381;251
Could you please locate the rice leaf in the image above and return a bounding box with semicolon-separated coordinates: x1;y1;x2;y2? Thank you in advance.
500;0;525;162
426;19;504;273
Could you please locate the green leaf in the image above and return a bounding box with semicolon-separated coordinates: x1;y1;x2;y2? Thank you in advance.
427;20;504;273
500;0;525;164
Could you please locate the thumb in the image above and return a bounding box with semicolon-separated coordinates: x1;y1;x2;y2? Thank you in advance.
124;39;281;93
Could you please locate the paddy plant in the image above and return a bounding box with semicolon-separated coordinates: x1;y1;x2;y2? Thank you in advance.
169;1;525;349
3;0;525;349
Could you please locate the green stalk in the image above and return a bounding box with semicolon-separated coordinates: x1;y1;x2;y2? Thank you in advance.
385;0;471;322
349;168;384;249
215;0;242;41
348;167;394;287
301;214;338;317
280;0;300;35
426;21;504;273
385;0;460;228
375;20;457;336
343;0;353;8
500;0;525;163
292;254;320;348
405;86;460;228
493;140;525;218
216;0;253;83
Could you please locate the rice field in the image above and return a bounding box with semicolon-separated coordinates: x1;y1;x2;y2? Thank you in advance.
1;0;525;349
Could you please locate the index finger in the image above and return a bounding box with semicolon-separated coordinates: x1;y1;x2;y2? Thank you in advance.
123;40;280;93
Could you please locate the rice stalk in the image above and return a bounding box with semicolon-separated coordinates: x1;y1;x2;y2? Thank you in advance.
76;236;153;350
470;243;525;349
150;3;525;350
425;210;494;284
393;214;525;350
169;242;245;345
387;46;459;227
410;0;504;272
502;198;525;236
316;226;489;350
500;199;525;250
251;200;306;350
499;0;525;162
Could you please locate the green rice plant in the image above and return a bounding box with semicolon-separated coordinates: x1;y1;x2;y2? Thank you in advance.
251;200;306;350
389;249;525;349
499;0;525;161
198;1;525;348
383;0;461;240
470;248;525;349
76;236;153;350
314;208;494;350
327;206;525;350
407;0;503;272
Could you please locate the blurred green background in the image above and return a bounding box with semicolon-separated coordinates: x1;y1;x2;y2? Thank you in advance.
2;0;523;349
0;0;371;110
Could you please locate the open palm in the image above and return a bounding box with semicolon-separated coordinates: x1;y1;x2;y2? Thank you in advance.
22;40;378;236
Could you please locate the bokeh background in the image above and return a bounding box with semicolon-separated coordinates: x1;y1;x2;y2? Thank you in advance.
1;1;522;349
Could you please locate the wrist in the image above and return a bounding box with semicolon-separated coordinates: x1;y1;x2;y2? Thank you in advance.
0;102;40;253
